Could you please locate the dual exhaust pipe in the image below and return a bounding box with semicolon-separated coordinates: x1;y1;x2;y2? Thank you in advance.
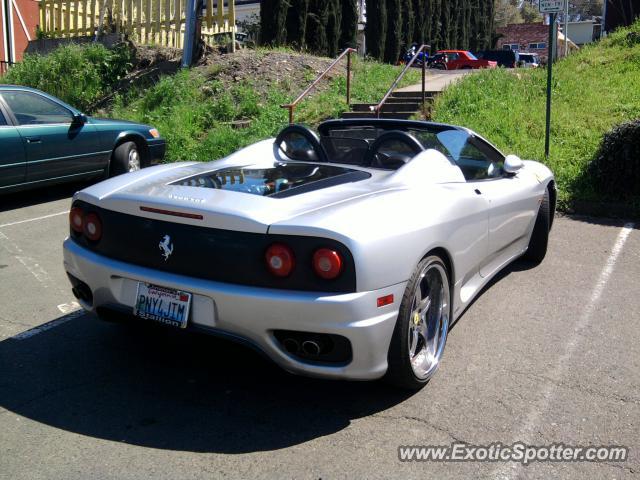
282;337;322;357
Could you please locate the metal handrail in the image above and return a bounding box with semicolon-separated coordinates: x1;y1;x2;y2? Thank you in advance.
281;47;356;124
374;44;430;118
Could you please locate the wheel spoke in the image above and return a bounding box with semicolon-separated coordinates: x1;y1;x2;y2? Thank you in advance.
409;326;419;356
413;282;423;311
419;296;431;313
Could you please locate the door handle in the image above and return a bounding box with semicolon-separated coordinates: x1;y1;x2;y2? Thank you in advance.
26;137;42;144
474;188;482;195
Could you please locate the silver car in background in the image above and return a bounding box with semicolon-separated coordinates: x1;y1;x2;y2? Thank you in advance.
63;119;555;389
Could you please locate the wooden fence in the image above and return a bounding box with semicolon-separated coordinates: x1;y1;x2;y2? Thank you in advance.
39;0;236;48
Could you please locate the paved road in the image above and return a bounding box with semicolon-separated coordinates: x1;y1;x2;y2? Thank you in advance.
0;184;638;479
397;70;474;93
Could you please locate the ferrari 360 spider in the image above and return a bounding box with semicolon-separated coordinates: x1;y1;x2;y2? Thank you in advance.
63;119;555;389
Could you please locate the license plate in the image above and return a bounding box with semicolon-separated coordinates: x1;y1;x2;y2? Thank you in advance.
133;282;192;329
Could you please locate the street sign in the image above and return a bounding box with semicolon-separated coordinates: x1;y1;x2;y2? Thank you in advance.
539;0;565;13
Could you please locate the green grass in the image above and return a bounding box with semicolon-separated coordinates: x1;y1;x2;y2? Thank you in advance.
110;54;420;163
1;43;133;111
432;20;640;210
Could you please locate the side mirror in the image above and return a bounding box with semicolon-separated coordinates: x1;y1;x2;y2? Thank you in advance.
504;154;524;175
72;113;87;124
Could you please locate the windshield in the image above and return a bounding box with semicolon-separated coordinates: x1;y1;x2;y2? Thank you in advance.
466;52;478;60
318;125;471;166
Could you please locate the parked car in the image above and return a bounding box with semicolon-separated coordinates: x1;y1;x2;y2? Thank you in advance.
63;118;556;389
518;52;540;68
0;86;165;194
433;50;497;70
475;49;521;68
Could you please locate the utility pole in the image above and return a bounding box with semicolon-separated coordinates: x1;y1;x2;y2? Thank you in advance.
182;0;197;67
1;0;15;64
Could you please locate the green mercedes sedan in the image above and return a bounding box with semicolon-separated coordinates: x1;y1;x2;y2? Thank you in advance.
0;85;166;194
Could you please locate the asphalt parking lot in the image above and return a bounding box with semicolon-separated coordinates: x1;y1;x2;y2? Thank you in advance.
0;183;638;480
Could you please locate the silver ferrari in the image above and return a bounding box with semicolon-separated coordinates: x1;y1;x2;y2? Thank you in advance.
63;119;555;389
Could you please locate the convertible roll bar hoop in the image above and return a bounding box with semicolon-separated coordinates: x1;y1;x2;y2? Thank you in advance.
281;48;357;124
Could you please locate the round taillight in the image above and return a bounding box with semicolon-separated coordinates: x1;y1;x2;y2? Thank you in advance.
265;243;295;277
312;248;343;280
83;212;103;242
69;207;84;233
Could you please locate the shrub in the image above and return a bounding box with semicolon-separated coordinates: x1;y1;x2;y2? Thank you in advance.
1;43;133;111
587;119;640;200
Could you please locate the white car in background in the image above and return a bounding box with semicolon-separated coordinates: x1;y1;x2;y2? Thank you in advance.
519;53;540;68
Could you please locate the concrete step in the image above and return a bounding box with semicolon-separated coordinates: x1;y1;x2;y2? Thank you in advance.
341;111;416;120
350;102;422;113
391;90;439;98
385;96;434;104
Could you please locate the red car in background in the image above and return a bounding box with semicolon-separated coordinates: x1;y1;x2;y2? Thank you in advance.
433;50;497;70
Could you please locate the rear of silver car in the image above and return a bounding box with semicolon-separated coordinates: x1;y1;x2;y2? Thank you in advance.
63;197;405;380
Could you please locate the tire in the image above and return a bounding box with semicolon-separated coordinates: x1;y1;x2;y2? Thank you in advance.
523;188;551;264
385;255;451;389
110;141;145;177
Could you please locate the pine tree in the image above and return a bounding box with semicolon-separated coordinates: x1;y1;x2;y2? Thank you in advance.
439;0;452;49
428;0;442;51
339;0;359;49
402;0;415;50
286;0;309;48
260;0;276;45
366;0;387;60
326;0;343;57
483;0;495;49
275;0;289;46
468;0;484;51
384;0;402;63
412;0;426;45
306;0;329;54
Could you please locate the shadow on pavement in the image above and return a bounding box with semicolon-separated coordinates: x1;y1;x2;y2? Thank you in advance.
0;181;92;213
0;313;415;453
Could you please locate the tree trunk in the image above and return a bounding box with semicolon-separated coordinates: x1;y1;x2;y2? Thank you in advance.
384;0;403;63
339;0;359;49
366;0;387;60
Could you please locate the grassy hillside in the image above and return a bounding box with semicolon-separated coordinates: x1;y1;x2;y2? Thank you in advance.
432;20;640;211
110;49;420;162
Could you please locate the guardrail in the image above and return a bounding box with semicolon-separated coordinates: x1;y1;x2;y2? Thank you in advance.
374;44;430;118
281;47;356;124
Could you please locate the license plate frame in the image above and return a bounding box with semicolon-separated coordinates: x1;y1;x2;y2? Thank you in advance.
133;282;192;329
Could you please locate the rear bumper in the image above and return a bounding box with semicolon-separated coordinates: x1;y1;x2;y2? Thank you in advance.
63;238;406;381
147;139;166;164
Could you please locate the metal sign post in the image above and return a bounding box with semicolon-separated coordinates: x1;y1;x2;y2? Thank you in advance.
182;0;198;68
539;0;565;159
